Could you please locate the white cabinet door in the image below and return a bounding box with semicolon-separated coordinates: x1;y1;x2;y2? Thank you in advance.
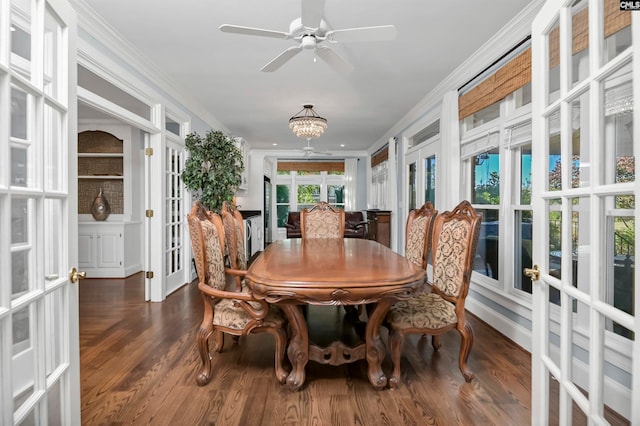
98;231;122;268
78;232;96;268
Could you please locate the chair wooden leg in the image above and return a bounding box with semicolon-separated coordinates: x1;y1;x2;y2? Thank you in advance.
388;329;404;390
431;335;441;351
196;324;214;386
212;330;224;352
197;296;215;386
457;322;475;382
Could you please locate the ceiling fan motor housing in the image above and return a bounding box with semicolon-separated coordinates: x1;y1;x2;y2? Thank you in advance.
301;35;317;49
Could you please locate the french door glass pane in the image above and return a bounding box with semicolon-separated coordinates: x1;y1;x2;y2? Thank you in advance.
11;87;28;140
13;305;34;411
10;10;31;80
570;197;589;295
571;2;589;88
47;379;62;426
408;162;416;210
11;197;29;244
12;250;30;298
571;95;590;188
603;64;633;185
548;109;561;191
44;104;63;191
571;298;590;388
603;0;632;64
549;198;562;305
45;289;64;377
606;194;635;339
11;146;29;187
44;5;62;100
548;18;560;105
44;198;62;281
424;156;436;205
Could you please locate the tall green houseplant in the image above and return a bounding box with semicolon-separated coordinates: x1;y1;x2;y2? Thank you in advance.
182;130;244;212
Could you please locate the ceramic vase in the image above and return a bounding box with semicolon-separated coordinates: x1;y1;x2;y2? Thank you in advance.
91;188;111;221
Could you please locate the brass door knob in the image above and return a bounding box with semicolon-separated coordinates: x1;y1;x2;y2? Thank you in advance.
523;264;540;281
69;267;86;283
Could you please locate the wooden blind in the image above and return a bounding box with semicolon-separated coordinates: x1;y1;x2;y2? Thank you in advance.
458;48;531;120
459;1;630;120
371;145;388;167
277;161;344;173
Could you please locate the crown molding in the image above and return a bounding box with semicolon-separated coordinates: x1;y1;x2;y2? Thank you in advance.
69;0;228;133
370;0;546;155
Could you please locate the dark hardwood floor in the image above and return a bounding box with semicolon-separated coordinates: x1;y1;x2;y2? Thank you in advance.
78;272;626;425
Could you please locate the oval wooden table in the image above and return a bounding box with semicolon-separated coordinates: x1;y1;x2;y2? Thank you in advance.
245;238;425;391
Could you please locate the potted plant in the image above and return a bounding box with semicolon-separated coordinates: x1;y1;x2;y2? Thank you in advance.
182;130;244;212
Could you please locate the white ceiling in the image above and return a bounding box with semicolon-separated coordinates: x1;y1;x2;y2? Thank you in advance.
80;0;534;153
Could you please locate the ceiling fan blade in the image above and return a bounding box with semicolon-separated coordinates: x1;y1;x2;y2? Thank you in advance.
260;46;303;72
301;0;325;29
325;25;397;43
219;24;290;39
316;46;353;74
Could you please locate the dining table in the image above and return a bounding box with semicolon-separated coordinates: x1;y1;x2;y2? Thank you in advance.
245;237;425;391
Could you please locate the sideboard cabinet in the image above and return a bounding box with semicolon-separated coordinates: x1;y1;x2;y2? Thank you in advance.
366;210;391;248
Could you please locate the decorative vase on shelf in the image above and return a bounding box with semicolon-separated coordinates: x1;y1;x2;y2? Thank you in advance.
91;188;111;221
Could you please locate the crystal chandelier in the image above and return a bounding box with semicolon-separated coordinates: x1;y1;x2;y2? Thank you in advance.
288;105;327;139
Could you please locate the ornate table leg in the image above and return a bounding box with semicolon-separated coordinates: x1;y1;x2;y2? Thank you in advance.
365;299;391;390
281;304;309;391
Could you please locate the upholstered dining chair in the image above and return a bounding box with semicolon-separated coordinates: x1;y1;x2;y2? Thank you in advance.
300;201;345;239
387;200;482;388
404;202;438;271
221;201;247;284
187;201;288;386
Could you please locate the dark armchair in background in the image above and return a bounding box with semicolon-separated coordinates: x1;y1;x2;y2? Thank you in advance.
285;211;367;238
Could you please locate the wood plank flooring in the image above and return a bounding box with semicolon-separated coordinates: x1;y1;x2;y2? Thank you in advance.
78;272;624;425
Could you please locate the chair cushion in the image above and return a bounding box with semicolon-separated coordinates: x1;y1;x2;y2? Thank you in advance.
388;293;457;329
213;298;286;329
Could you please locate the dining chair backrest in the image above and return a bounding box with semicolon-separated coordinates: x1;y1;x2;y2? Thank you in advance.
300;201;345;239
404;202;438;270
431;200;482;301
221;201;247;271
187;201;226;292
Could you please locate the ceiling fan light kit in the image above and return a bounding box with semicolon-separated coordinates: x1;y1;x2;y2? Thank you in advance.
289;104;327;139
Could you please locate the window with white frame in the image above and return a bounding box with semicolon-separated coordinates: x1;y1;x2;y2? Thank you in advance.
276;165;345;228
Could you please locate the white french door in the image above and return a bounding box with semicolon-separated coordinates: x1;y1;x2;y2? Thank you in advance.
1;0;79;424
403;142;438;253
531;0;638;424
163;136;186;296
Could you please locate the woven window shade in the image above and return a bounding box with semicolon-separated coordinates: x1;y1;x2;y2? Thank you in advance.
459;48;531;120
459;2;630;120
277;161;344;173
371;145;389;167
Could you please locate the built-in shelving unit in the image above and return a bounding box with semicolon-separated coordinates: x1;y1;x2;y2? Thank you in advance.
77;125;142;278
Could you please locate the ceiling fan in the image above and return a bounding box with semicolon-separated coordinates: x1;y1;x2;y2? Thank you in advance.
219;0;397;73
300;138;333;157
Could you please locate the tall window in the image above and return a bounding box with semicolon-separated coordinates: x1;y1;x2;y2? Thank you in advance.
275;165;346;228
